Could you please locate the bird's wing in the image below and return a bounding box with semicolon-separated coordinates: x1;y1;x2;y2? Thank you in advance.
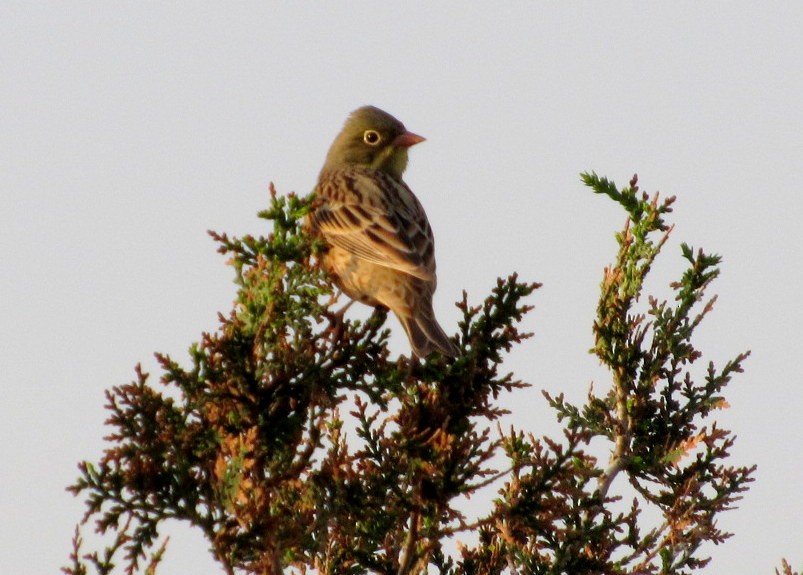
312;170;435;281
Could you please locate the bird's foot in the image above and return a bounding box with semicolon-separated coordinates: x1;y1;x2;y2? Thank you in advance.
323;300;355;341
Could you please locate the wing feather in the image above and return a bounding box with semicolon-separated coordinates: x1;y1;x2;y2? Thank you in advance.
311;168;435;281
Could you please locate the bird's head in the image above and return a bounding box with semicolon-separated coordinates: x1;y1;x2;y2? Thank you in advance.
322;106;425;180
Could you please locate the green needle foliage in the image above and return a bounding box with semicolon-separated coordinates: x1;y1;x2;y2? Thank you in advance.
65;176;786;575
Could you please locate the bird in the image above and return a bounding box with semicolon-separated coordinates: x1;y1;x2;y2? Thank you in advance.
306;105;458;358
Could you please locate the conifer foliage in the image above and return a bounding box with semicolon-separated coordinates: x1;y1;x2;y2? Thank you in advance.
66;176;782;575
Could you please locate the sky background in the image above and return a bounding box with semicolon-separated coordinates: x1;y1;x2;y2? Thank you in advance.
2;3;801;573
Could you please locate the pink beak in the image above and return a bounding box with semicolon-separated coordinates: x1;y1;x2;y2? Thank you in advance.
393;131;426;148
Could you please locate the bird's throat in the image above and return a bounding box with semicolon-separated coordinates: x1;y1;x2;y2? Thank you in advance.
373;147;409;180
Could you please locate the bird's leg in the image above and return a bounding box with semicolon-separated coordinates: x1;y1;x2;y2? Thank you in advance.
323;298;356;341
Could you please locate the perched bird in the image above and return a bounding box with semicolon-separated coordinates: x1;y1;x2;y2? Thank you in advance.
307;106;458;358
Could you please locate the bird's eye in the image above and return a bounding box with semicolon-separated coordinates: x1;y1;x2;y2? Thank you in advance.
363;130;382;145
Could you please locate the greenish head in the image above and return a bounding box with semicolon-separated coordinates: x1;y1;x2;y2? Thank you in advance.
322;106;425;180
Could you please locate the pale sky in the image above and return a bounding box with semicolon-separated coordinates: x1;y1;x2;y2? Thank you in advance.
2;3;801;574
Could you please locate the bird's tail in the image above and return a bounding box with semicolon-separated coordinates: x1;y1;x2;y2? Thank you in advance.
398;304;459;358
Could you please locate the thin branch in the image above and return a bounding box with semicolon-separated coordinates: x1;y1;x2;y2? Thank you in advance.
598;369;632;500
397;511;421;575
